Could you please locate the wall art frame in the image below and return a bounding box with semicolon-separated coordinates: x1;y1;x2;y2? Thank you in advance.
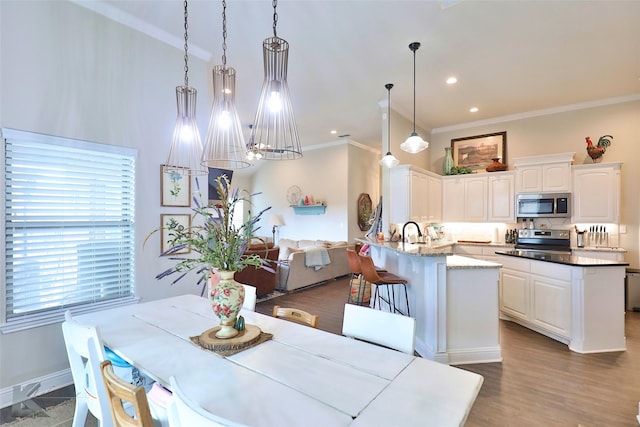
451;131;507;173
357;193;373;231
161;164;191;207
160;213;191;255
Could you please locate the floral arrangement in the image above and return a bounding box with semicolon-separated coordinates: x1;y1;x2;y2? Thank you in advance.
146;175;272;291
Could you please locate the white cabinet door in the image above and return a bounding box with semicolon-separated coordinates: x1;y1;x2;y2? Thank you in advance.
513;153;574;193
464;176;488;221
530;274;571;338
572;163;621;223
500;268;529;321
410;171;428;222
442;177;465;222
390;165;442;224
542;163;571;192
517;166;542;193
427;175;442;222
488;172;515;222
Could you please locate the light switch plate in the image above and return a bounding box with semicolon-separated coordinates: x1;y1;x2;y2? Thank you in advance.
620;225;627;234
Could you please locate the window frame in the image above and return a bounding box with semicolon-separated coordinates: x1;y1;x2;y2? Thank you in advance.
1;128;138;333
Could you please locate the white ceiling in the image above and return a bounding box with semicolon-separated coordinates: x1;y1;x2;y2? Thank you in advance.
75;0;640;149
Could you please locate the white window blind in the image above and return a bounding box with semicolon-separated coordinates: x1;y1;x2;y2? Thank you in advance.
2;129;137;330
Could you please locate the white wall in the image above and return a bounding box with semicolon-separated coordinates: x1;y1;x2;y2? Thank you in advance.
0;1;212;398
429;99;640;266
250;143;350;243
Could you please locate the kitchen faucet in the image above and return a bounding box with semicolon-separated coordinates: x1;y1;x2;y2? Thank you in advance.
402;221;422;243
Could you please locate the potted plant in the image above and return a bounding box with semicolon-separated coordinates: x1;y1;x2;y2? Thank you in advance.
146;175;272;338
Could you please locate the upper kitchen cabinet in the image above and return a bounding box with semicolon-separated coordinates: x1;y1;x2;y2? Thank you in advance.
513;152;574;193
572;162;622;223
442;175;488;222
488;171;516;222
442;171;514;223
390;165;441;224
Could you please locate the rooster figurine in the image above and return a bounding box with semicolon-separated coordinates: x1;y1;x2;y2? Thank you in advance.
585;135;613;162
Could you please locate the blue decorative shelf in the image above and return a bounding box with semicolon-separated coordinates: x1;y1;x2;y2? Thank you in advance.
292;205;326;215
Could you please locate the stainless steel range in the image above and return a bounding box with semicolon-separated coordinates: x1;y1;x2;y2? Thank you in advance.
515;229;571;253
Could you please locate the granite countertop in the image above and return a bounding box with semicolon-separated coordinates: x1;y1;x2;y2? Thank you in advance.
571;246;627;253
496;250;629;267
357;238;454;257
446;255;501;269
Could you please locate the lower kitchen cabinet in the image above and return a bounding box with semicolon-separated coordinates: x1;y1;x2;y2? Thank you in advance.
498;254;625;353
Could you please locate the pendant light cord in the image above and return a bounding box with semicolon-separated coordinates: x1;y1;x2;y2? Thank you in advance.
222;0;227;66
183;0;189;87
272;0;278;38
412;46;416;133
386;83;393;146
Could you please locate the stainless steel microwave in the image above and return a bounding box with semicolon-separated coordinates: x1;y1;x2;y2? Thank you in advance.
516;193;571;218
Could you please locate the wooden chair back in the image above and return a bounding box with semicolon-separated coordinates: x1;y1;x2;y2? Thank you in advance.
100;360;154;427
342;303;416;354
272;305;319;328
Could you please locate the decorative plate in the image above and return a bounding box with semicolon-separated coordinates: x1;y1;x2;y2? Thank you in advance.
286;185;302;206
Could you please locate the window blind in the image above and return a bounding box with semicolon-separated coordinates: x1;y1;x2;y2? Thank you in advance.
2;129;137;328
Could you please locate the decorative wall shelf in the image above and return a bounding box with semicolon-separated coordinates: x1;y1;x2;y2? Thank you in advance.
292;205;326;215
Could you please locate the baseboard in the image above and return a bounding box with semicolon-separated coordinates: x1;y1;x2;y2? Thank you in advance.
447;347;503;365
0;369;73;409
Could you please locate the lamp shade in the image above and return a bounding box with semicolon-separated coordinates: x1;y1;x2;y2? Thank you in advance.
201;65;250;169
379;152;399;168
400;133;429;154
268;214;285;227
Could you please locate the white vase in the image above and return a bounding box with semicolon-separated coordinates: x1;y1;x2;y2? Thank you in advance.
209;271;245;339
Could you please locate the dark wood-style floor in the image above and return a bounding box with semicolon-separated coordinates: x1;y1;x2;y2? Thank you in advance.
256;276;640;427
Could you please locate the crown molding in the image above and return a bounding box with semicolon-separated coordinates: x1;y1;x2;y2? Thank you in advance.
432;94;640;135
70;0;213;62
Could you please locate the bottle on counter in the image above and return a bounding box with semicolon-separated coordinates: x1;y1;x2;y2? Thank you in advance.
529;219;534;230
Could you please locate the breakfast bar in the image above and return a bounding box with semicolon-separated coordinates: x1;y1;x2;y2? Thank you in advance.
361;239;503;365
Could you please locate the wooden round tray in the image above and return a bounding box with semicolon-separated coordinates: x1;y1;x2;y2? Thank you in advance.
194;324;264;354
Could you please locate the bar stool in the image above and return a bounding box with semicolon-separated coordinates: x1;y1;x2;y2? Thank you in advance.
346;249;385;306
357;253;410;316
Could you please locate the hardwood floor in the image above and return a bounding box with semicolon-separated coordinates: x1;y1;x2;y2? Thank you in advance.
256;276;640;426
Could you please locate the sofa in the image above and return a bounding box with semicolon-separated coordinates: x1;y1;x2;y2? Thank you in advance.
234;242;280;297
276;239;353;292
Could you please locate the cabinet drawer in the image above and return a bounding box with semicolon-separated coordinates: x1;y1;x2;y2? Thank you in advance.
530;261;572;281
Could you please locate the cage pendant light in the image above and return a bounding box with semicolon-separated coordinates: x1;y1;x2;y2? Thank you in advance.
380;83;399;168
165;0;207;176
248;0;302;161
202;0;250;169
400;42;429;154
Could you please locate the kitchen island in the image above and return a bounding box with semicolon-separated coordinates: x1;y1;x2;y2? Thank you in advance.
359;239;502;365
496;250;629;353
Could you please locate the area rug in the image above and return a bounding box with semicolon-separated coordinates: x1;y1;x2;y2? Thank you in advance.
256;289;285;303
3;399;97;427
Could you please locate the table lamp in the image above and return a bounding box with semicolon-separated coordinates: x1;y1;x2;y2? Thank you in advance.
268;214;285;243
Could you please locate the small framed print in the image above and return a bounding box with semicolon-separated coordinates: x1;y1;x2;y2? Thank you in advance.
161;165;191;207
160;214;191;255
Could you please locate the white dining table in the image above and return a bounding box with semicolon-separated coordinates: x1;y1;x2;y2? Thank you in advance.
75;294;483;427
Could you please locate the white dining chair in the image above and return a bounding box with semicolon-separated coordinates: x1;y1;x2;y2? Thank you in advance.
167;376;250;427
342;303;416;354
62;311;170;427
241;284;257;311
62;311;115;427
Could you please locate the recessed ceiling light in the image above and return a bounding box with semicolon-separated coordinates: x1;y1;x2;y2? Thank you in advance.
469;107;479;113
446;77;458;85
330;130;337;135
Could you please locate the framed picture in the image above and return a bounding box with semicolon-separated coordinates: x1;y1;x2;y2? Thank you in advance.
451;131;507;173
160;214;191;255
161;165;191;207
